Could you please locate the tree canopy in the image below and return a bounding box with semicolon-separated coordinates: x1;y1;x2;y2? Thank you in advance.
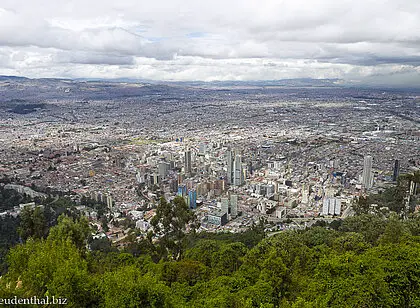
1;188;420;307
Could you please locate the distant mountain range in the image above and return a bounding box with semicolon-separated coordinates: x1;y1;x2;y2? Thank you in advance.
1;75;344;87
75;77;345;88
2;75;420;91
0;76;419;111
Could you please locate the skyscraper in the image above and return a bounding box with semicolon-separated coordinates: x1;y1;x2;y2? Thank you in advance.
158;161;170;180
230;194;238;218
178;184;187;197
221;197;229;214
184;150;192;175
106;194;113;210
188;189;197;209
226;149;245;186
233;154;244;186
362;155;373;189
226;150;235;184
392;159;400;182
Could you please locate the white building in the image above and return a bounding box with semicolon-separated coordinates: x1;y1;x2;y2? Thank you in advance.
322;198;341;216
136;220;150;232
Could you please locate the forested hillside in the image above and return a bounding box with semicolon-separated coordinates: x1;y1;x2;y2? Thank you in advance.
1;211;420;307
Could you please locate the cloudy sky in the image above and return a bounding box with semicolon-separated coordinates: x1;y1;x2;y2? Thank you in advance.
0;0;419;85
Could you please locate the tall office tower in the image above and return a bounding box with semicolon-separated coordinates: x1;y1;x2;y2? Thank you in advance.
362;155;373;189
221;197;229;215
158;161;170;180
241;163;247;183
98;192;104;203
188;190;197;209
178;173;185;185
184;150;192;175
226;150;235;184
230;194;238;218
392;159;400;182
178;184;187;197
169;178;178;193
233;154;244;186
106;195;113;210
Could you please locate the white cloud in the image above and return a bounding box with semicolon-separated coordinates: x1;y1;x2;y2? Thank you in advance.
0;0;419;85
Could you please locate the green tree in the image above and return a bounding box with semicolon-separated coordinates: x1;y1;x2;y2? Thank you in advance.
373;243;420;307
378;214;410;245
340;214;386;244
332;232;369;254
158;259;209;286
353;196;370;215
151;196;195;260
211;242;248;276
4;238;92;307
185;240;219;267
18;205;48;241
99;266;178;308
406;213;420;236
307;252;392;307
101;216;109;232
48;214;91;250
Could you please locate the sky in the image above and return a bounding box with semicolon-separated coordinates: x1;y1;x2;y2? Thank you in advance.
0;0;419;85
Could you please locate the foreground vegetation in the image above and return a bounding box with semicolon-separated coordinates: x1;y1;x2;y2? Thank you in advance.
1;210;420;307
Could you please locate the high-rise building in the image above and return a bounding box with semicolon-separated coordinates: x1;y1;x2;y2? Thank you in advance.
158;161;170;180
184;150;192;175
322;198;341;216
221;197;229;214
392;159;400;182
106;194;113;210
226;150;235;184
188;189;197;209
233;154;244;186
178;184;187;197
230;194;238;218
226;149;245;186
266;184;275;197
169;178;178;193
177;173;185;185
362;155;373;189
